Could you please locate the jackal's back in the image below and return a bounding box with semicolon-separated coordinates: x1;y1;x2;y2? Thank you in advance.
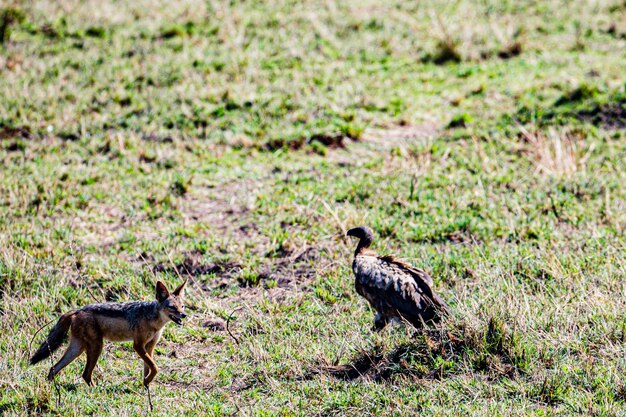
81;301;160;328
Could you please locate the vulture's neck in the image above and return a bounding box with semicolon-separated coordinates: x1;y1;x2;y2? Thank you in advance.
354;238;373;257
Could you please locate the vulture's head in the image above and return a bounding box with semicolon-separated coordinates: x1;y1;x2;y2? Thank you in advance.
347;226;374;252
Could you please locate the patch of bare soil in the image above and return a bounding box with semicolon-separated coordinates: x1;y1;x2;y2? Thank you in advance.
202;318;226;331
325;121;440;166
309;133;354;149
145;242;323;305
146;250;243;296
575;102;626;130
179;179;260;232
152;250;242;279
180;196;250;228
264;131;360;152
0;125;32;140
78;205;138;249
361;121;439;148
159;379;216;391
252;247;322;289
0;125;33;151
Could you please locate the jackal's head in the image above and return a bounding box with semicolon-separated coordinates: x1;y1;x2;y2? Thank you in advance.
156;279;187;325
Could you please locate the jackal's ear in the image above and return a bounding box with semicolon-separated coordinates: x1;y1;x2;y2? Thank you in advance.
172;278;188;297
156;281;170;302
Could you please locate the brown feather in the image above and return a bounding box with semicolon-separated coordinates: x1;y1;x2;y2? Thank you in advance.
379;254;435;288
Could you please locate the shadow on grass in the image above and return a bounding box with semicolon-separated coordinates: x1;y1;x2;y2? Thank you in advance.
510;86;626;130
312;317;534;382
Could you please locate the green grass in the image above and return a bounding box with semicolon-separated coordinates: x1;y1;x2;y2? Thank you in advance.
1;0;625;415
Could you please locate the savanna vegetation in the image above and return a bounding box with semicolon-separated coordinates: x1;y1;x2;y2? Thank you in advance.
0;0;625;415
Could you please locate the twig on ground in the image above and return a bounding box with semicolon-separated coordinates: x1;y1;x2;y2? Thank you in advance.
80;275;102;303
226;307;243;345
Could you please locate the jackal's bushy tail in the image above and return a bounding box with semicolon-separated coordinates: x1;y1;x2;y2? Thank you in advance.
30;311;75;365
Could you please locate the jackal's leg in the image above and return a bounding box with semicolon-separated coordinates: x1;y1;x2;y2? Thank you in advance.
48;336;84;381
134;341;158;387
82;339;103;386
143;334;161;379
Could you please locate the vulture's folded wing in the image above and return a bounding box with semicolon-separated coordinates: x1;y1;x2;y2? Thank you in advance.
379;255;450;315
379;255;434;287
354;255;446;322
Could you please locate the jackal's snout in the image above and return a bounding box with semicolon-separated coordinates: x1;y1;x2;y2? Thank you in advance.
169;312;186;325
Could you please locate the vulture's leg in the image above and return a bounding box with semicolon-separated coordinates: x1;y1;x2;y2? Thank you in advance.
373;312;388;331
407;315;425;331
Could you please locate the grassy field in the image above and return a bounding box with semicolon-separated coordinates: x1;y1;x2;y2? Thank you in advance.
1;0;625;415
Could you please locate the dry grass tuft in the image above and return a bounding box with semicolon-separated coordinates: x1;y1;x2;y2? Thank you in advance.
519;128;594;176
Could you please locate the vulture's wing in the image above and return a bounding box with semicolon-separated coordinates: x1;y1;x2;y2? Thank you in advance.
379;255;450;315
355;254;448;323
379;255;434;287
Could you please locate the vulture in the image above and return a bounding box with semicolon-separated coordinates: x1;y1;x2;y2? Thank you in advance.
347;226;449;330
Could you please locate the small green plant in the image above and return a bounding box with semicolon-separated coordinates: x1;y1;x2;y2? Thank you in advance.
530;373;570;405
238;269;261;287
314;286;337;304
447;112;474;128
339;122;364;140
85;25;106;38
170;173;192;196
309;140;327;156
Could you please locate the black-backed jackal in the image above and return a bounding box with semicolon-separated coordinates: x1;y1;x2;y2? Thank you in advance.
30;280;187;387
